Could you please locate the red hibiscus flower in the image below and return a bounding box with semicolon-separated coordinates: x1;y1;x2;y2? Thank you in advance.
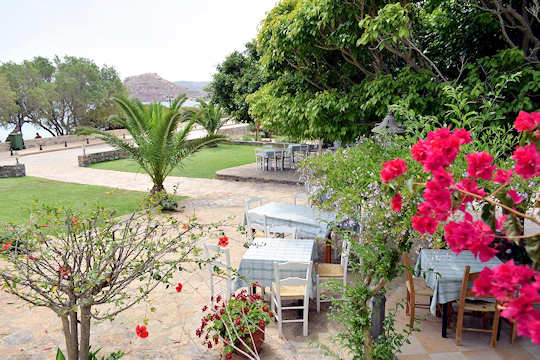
466;152;495;180
218;236;229;247
71;217;79;223
136;325;148;338
1;241;12;251
391;193;402;212
175;282;183;293
513;143;540;179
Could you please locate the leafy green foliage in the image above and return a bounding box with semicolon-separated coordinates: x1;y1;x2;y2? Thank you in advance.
191;99;227;135
209;41;267;123
0;56;126;136
79;96;226;193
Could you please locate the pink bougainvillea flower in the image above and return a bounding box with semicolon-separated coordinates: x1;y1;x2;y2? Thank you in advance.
225;351;233;360
444;214;497;261
136;325;148;338
514;111;539;132
218;236;229;247
175;282;183;293
411;139;429;164
493;168;513;184
513;143;540;179
411;215;438;234
453;128;472;145
507;189;524;204
391;193;403;212
456;178;486;204
495;215;507;231
258;319;266;329
466;152;495;180
380;158;408;183
431;168;454;188
423;181;452;217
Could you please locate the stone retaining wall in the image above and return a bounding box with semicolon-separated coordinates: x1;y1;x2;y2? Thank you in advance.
0;164;25;178
78;150;128;167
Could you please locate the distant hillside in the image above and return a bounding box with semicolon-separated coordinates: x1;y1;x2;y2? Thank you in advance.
174;81;209;98
124;73;207;102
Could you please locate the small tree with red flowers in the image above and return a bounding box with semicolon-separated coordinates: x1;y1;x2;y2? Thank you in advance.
0;204;207;360
381;110;540;344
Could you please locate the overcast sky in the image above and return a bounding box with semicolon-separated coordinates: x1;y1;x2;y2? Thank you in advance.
0;0;277;81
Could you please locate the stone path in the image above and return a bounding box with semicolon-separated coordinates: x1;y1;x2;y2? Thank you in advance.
1;147;538;359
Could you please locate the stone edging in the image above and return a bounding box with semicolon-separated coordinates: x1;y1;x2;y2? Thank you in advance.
78;150;128;167
0;164;25;178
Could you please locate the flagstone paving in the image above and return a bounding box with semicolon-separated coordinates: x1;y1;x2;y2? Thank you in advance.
0;147;538;359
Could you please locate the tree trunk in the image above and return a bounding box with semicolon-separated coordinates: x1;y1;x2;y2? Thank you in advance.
61;314;78;360
151;184;165;194
79;304;92;360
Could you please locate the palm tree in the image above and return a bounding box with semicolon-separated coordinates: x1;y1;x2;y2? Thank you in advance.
192;99;227;136
80;95;225;194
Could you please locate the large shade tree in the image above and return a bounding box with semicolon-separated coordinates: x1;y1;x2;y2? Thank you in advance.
245;0;539;142
81;96;226;194
0;56;126;137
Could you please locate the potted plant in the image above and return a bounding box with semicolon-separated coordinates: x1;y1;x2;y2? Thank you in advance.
197;289;274;359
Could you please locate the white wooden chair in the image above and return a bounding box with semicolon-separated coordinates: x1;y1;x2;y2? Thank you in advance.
316;240;349;312
265;223;297;239
294;192;311;207
245;197;265;241
203;243;232;305
271;261;312;337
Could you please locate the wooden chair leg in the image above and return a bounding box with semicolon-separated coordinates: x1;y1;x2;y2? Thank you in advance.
510;320;517;344
491;308;500;348
456;305;464;346
409;293;415;329
405;289;410;316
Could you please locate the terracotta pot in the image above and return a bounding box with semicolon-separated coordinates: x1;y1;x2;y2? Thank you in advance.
235;328;265;358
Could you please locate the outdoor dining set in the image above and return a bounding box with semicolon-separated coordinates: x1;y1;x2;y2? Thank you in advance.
202;194;341;337
201;195;525;347
254;144;314;171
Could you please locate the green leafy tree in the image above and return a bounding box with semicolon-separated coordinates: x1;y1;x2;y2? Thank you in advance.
0;56;126;136
192;99;227;136
80;96;226;194
209;41;266;123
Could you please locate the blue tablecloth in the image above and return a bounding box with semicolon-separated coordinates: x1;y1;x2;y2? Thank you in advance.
414;249;502;315
233;238;318;297
243;202;336;239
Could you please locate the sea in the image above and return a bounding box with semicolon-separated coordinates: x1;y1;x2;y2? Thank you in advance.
0;100;199;142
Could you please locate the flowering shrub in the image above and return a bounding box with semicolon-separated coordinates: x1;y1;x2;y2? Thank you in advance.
197;289;273;359
381;111;540;344
0;204;208;360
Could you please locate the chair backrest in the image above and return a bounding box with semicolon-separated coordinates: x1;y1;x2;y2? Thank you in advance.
203;243;232;272
203;243;232;302
273;261;312;299
402;252;415;295
459;266;486;300
245;197;262;213
265;223;297;239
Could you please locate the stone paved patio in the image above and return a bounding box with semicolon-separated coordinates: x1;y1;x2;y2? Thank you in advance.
0;147;538;359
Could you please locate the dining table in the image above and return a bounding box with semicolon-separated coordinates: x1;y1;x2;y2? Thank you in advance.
414;249;503;338
242;202;337;262
232;238;318;297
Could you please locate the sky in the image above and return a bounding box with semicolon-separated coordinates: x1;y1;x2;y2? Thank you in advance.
0;0;278;81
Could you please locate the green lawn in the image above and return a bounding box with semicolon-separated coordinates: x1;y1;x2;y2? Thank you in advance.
0;176;184;224
89;144;256;179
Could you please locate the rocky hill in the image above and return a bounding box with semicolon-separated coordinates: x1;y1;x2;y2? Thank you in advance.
124;73;207;102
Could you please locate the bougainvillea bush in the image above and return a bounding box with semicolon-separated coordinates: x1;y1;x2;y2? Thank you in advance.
197;288;273;359
381;110;540;344
0;203;208;360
